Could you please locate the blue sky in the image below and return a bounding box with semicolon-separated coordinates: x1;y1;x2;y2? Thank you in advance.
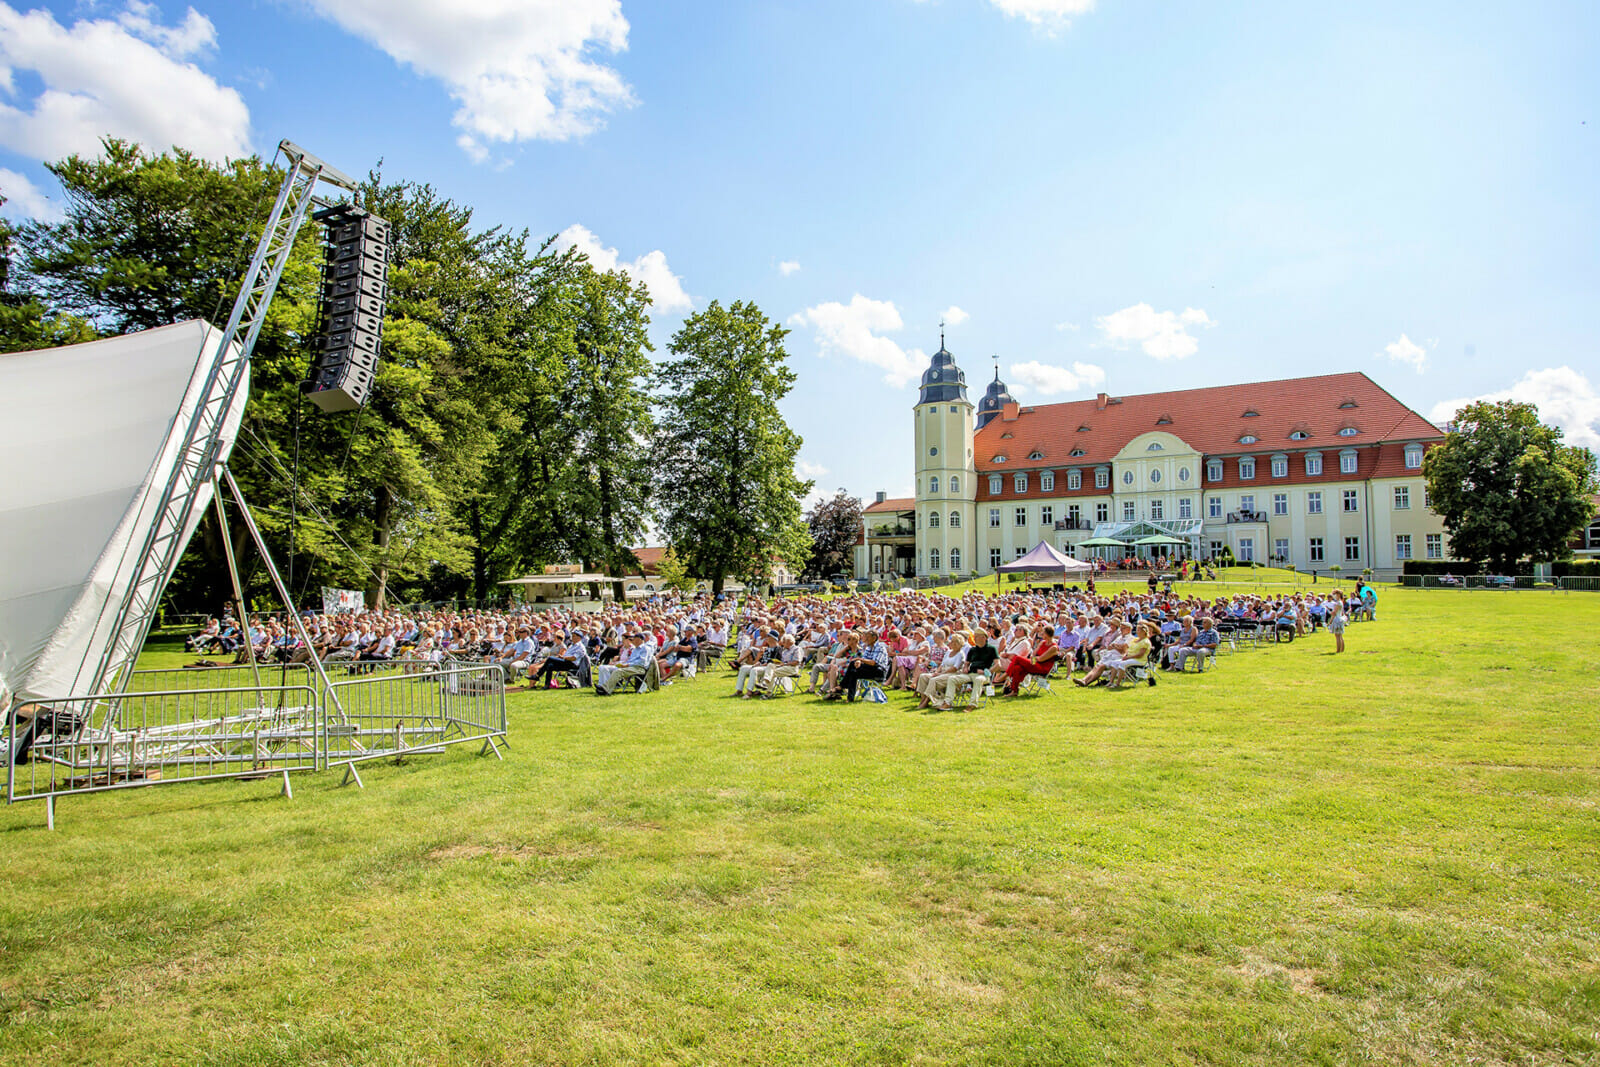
2;0;1596;503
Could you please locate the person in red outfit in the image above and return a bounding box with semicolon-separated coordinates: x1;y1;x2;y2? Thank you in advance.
1002;623;1060;695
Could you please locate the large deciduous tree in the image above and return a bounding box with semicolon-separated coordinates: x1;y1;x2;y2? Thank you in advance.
1424;399;1597;572
654;300;813;595
804;491;864;579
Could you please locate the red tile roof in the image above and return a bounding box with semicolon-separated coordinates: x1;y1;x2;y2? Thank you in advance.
630;547;666;574
864;496;915;514
975;371;1439;473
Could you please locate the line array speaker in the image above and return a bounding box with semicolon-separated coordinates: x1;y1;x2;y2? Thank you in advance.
302;205;390;413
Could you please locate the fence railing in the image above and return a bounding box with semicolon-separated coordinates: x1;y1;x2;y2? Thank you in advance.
1396;574;1594;591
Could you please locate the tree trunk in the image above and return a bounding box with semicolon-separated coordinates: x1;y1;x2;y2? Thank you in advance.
370;483;392;610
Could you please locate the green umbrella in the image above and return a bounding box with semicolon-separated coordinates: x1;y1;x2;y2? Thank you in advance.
1077;536;1130;547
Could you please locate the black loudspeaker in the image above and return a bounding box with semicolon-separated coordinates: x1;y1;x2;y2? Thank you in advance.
302;204;390;413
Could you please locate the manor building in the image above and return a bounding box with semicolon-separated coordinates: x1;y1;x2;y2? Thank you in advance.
857;340;1450;580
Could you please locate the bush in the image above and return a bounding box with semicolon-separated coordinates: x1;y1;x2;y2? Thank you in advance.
1553;559;1600;577
1403;560;1486;576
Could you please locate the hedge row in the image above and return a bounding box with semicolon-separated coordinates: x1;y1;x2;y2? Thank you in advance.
1401;559;1600;577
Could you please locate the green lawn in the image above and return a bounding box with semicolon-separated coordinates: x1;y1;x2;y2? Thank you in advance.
4;587;1599;1065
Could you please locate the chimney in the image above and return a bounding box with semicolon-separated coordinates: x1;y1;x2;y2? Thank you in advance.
874;491;886;504
1096;392;1108;411
1001;401;1020;422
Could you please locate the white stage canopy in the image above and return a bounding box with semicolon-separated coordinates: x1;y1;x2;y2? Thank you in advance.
996;541;1093;576
0;320;246;705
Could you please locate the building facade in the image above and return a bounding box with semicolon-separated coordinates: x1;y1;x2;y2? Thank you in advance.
903;342;1450;579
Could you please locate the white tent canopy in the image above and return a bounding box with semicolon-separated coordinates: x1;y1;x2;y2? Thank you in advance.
0;321;245;705
995;541;1093;577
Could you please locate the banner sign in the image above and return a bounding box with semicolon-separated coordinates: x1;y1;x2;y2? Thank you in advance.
321;587;365;614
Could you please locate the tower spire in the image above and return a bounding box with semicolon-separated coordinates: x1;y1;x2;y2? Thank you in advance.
939;318;945;349
993;354;1000;381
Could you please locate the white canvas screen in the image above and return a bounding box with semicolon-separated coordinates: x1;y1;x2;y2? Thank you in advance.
0;320;246;705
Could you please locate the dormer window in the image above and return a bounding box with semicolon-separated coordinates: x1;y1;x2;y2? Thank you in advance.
1155;415;1172;425
992;454;1007;463
1014;472;1028;493
1077;424;1092;432
1338;426;1359;437
1339;398;1359;409
1405;444;1424;469
988;474;1002;494
1289;430;1311;441
1069;448;1086;457
1146;442;1164;451
1027;450;1044;460
1242;409;1260;417
1239;457;1256;480
1000;432;1013;439
1238;435;1258;445
1207;459;1223;481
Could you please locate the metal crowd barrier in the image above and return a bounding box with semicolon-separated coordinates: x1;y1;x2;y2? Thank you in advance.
4;660;506;828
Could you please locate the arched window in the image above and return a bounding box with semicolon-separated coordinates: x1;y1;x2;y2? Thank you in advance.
950;548;961;571
1404;444;1424;469
1339;449;1358;474
1271;454;1288;478
1067;469;1082;490
948;510;961;528
1239;457;1256;480
929;548;941;571
988;474;1002;494
1014;472;1028;493
928;510;941;528
1305;452;1323;475
1041;471;1055;492
929;476;939;494
949;475;960;494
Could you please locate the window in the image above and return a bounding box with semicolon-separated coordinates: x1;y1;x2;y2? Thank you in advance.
928;510;940;528
1015;546;1027;559
1339;399;1359;409
989;508;1001;527
1068;504;1081;523
1239;435;1258;445
1077;424;1091;433
1271;454;1288;478
1426;533;1442;559
1395;535;1412;560
1237;537;1255;562
1207;460;1222;481
1344;536;1361;562
929;476;939;494
1028;450;1044;460
1240;458;1255;480
1178;498;1193;519
1122;501;1136;520
950;405;959;413
989;475;1002;494
950;548;961;571
1290;430;1311;441
1014;472;1027;493
1308;491;1323;514
1015;506;1027;527
1242;409;1259;417
1305;452;1323;475
1178;466;1190;483
1123;470;1135;486
1405;445;1424;469
1394;485;1410;509
992;454;1008;463
1340;449;1358;474
1240;495;1256;517
1342;489;1359;513
949;476;960;494
930;548;940;570
929;446;938;457
1150;500;1164;520
1095;468;1109;489
1274;538;1289;561
1273;493;1288;516
1070;448;1086;457
948;510;961;528
1095;503;1109;522
1067;469;1082;490
990;547;1002;569
1041;471;1054;492
1208;496;1223;518
1041;505;1054;525
1308;537;1324;563
1423;486;1430;509
1338;427;1359;437
1209;540;1224;556
1150;468;1162;484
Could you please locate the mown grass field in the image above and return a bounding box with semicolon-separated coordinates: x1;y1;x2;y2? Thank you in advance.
3;585;1599;1065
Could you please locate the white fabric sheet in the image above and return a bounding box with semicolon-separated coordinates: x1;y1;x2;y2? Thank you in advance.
0;320;246;704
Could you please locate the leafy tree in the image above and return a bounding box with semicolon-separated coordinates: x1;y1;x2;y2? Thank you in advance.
654;300;813;595
804;490;864;579
1424;399;1598;572
655;546;695;594
0;197;96;352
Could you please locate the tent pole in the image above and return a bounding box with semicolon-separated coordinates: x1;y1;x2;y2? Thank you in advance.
218;465;347;727
212;481;262;690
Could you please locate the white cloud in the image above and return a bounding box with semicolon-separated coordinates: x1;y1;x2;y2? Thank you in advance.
1095;303;1214;360
778;259;801;276
1054;321;1080;332
1380;332;1428;374
941;305;969;327
796;459;828;479
1008;360;1106;397
787;294;926;388
0;2;250;162
987;0;1095;31
554;223;692;312
0;167;63;221
304;0;633;161
1429;366;1600;451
